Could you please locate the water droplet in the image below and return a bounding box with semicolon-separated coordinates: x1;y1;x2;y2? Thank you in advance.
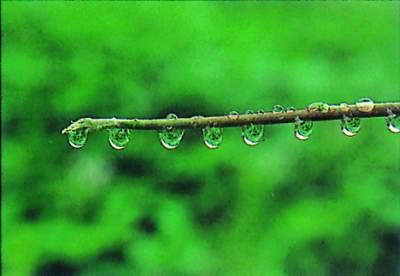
202;126;223;149
340;115;361;137
273;105;285;113
108;128;130;150
385;112;400;134
68;129;88;149
294;117;313;141
339;103;350;112
242;110;264;146
286;106;296;113
164;113;178;130
272;105;285;120
159;113;184;149
356;97;374;112
307;102;329;113
228;111;240;120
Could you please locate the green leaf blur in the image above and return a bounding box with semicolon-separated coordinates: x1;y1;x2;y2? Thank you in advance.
2;2;399;276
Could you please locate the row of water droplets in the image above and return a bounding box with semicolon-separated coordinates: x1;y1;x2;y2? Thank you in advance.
68;110;265;150
68;97;399;149
68;127;131;150
295;98;376;140
295;98;400;139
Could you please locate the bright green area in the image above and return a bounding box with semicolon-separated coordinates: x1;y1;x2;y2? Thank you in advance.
2;2;400;276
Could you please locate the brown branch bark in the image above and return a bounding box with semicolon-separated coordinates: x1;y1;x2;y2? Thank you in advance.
62;102;400;134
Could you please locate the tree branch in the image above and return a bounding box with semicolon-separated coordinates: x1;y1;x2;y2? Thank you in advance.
62;102;400;134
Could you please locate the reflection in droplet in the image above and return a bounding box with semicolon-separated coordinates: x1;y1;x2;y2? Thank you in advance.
68;129;89;149
273;105;285;120
287;106;296;113
356;97;374;113
164;113;178;130
294;117;313;141
228;111;240;120
340;115;361;137
159;113;184;149
108;128;130;150
273;105;285;113
307;102;329;113
202;126;223;149
242;110;264;146
385;112;400;134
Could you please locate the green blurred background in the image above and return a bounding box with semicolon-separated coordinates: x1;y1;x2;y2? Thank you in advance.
2;2;400;276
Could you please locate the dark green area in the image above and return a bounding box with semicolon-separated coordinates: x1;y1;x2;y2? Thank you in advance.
2;2;400;275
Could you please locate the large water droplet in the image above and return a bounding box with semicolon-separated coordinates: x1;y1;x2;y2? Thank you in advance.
68;129;88;149
242;110;264;146
159;113;184;149
356;97;374;112
294;117;313;141
308;102;329;113
202;126;223;149
340;115;361;137
385;112;400;134
108;128;130;150
272;105;285;120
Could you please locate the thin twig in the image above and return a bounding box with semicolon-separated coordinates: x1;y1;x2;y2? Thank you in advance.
62;102;400;134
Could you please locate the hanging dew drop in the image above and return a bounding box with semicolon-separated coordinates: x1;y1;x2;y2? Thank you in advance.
340;115;361;137
159;113;184;149
202;126;223;149
356;97;374;113
242;110;264;146
159;129;184;149
242;127;264;146
385;112;400;134
294;117;313;141
108;128;130;150
68;129;88;149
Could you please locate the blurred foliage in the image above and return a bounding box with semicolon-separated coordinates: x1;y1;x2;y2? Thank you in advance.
2;2;400;276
